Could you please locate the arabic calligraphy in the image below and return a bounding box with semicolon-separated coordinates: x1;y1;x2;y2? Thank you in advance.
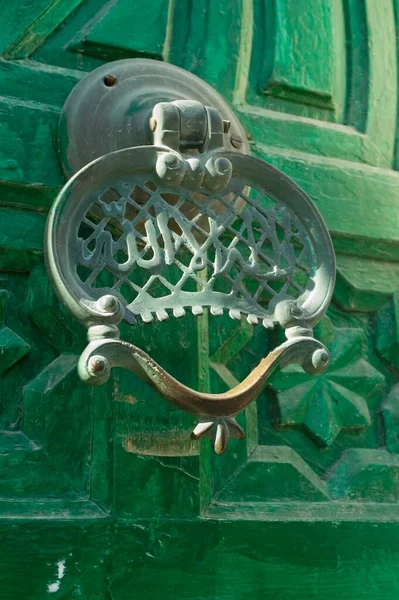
78;200;296;284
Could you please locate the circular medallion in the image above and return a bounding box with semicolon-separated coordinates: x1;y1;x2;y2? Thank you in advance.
59;59;250;177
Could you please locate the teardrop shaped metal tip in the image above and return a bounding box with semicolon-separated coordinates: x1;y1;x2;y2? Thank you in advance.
213;422;229;455
191;421;214;440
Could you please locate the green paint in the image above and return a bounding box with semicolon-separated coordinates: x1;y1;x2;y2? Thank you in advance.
3;0;84;59
376;293;399;370
1;0;399;597
0;290;31;373
335;255;399;312
0;209;46;270
69;0;169;61
382;384;399;454
261;0;341;113
271;317;384;447
329;449;399;501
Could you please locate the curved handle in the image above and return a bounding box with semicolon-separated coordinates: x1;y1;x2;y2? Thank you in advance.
78;335;329;453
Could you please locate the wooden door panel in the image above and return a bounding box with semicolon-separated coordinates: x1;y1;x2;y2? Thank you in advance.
0;261;112;516
245;0;397;164
2;0;399;598
1;520;399;599
1;0;398;511
254;0;347;120
199;304;399;518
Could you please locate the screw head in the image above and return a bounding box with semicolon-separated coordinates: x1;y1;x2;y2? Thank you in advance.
230;133;243;149
163;153;180;169
214;157;232;176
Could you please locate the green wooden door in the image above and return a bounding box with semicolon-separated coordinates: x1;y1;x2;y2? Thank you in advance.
2;1;399;598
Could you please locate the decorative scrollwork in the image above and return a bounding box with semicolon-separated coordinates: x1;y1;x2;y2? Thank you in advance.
77;330;330;453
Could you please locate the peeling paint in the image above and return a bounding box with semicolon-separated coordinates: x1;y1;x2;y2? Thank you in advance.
47;559;66;594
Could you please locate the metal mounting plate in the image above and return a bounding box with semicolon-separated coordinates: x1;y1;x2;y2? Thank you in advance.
59;59;250;178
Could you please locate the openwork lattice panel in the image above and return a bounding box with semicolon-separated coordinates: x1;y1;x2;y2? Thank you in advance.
73;174;314;327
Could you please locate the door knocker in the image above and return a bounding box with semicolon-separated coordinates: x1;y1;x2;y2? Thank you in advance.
45;59;336;454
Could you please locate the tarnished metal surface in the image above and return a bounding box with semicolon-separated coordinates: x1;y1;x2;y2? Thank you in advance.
58;59;249;178
46;86;336;454
46;153;334;329
78;333;330;454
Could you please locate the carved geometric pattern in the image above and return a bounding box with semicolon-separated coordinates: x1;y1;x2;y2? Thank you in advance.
270;316;384;447
376;293;399;371
0;268;107;514
0;289;30;374
328;449;399;502
382;384;399;455
1;0;399;528
201;307;399;515
3;4;399;599
65;0;169;62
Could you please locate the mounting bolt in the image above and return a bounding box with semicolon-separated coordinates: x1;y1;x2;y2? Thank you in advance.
149;117;157;132
223;120;231;134
230;133;243;149
311;349;330;371
319;351;329;363
88;356;107;375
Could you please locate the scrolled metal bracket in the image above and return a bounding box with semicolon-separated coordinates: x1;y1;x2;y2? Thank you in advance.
46;59;336;454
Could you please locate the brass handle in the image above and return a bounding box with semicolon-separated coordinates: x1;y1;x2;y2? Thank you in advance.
78;334;329;454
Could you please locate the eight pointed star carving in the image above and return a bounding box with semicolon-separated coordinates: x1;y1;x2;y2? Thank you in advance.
270;317;384;447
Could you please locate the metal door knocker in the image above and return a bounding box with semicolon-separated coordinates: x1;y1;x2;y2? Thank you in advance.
45;59;336;454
